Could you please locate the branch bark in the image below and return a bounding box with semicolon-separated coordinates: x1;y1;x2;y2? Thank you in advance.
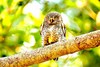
0;30;100;67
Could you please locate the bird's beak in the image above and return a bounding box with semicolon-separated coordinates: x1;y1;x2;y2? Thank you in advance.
50;18;54;23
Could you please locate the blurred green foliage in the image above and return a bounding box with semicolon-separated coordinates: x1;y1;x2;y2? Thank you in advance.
0;0;100;67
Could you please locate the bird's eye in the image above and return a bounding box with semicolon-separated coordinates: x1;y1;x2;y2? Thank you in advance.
54;16;59;19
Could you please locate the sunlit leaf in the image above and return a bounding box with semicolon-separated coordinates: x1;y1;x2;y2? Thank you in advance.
96;11;100;27
90;0;100;8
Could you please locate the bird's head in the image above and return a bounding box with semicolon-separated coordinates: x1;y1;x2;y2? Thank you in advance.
44;12;62;25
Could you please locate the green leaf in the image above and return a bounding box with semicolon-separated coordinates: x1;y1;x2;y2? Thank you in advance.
0;5;4;13
69;20;81;33
12;14;26;27
7;0;13;6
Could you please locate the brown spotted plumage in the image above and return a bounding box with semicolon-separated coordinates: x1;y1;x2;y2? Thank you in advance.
40;12;66;61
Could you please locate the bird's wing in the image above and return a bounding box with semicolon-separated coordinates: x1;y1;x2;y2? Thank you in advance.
40;22;44;35
61;23;66;36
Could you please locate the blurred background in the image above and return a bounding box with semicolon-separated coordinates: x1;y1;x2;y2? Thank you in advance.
0;0;100;67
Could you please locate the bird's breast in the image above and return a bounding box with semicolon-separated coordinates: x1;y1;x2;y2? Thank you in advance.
48;25;59;43
48;25;55;32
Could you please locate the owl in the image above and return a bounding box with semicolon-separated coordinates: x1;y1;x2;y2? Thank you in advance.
40;12;66;60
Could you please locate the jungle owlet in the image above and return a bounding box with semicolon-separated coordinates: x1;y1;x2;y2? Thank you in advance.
40;12;66;60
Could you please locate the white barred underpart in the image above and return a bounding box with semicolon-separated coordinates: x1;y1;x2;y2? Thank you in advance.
49;25;55;32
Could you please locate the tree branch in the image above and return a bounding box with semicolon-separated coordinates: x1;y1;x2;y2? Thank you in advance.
0;30;100;67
